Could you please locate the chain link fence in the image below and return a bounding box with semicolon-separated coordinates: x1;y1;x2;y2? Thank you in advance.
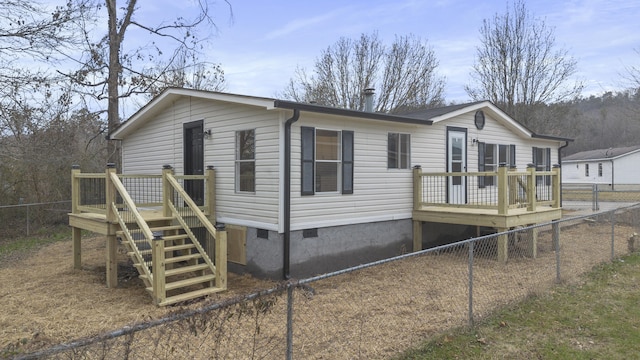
7;203;640;360
0;201;71;240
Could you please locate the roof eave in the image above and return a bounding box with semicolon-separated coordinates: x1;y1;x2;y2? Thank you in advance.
273;100;433;125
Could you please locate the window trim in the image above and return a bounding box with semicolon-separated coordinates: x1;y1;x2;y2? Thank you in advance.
235;129;256;193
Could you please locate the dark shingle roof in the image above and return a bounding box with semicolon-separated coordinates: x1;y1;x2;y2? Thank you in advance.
399;101;486;120
563;145;640;161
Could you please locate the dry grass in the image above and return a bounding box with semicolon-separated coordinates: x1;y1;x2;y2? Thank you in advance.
1;217;637;359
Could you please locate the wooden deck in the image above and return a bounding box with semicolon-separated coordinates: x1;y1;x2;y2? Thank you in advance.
412;165;563;262
69;165;227;306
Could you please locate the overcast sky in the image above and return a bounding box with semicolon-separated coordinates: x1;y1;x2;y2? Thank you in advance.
177;0;637;103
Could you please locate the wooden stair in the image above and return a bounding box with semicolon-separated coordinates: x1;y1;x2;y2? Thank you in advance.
118;221;225;306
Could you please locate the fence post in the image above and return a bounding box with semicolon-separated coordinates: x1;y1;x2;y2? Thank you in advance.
162;165;173;218
286;283;294;360
553;220;561;282
468;241;474;327
611;211;616;261
527;164;536;212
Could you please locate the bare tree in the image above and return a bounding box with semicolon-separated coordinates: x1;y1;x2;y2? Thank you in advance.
62;0;231;166
465;0;582;130
282;32;445;113
143;49;227;101
624;48;640;88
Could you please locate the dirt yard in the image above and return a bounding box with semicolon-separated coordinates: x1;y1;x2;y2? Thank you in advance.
1;214;637;359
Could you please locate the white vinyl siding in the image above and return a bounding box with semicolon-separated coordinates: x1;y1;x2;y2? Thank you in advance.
121;96;281;229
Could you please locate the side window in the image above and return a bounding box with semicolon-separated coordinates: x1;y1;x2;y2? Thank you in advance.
479;143;516;188
388;133;411;169
235;129;255;192
585;164;589;177
315;129;341;193
301;127;353;195
598;163;603;177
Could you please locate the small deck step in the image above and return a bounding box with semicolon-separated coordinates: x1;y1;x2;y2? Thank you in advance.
129;243;196;257
146;274;216;292
158;287;226;306
162;234;191;241
165;263;211;277
149;225;183;232
165;253;202;264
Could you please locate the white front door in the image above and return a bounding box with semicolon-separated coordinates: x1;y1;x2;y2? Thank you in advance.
447;129;467;204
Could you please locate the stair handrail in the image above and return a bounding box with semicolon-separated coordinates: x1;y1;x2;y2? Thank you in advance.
164;174;219;273
109;172;154;282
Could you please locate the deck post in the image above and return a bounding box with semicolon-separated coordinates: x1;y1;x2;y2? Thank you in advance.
162;165;173;218
552;164;561;208
71;165;82;269
215;223;228;290
413;220;422;252
497;227;508;263
413;165;422;211
498;164;508;215
206;166;216;220
105;163;118;288
152;235;166;305
508;165;517;207
527;164;537;212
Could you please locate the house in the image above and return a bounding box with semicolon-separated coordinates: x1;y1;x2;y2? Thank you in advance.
102;88;569;281
562;145;640;190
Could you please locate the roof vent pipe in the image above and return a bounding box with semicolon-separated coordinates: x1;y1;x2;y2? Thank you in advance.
364;88;375;112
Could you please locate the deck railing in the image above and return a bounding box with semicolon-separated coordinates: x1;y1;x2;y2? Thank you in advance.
163;166;227;293
413;164;561;214
71;165;216;217
106;167;155;282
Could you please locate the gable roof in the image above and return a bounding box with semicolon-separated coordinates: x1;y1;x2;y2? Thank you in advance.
109;88;571;143
563;145;640;162
402;101;571;142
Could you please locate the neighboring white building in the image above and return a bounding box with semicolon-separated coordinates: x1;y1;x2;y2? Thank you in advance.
110;88;570;278
562;145;640;189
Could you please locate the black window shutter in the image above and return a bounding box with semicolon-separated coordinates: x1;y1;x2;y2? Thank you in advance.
532;147;538;168
301;126;315;195
478;142;486;188
509;144;516;168
342;130;354;194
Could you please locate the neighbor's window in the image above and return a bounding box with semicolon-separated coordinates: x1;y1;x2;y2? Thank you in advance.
598;163;603;177
388;133;411;169
585;164;589;177
235;129;255;192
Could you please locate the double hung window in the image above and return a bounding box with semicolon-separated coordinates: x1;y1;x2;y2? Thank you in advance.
301;127;354;195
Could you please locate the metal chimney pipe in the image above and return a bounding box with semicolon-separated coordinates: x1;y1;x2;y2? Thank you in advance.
364;88;375;112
